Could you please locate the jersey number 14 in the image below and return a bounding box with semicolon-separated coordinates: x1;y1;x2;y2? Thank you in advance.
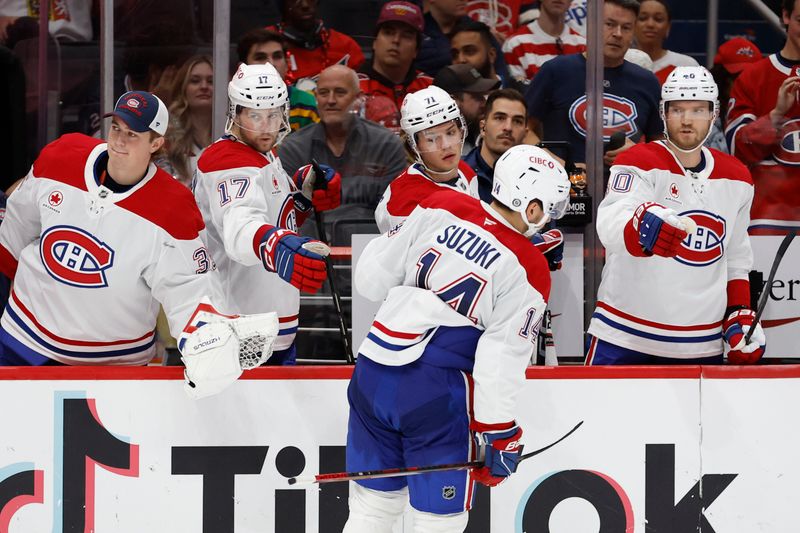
415;249;487;324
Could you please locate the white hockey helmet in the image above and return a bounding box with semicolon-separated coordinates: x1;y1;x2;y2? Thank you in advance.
660;66;719;152
400;86;466;163
227;63;290;143
492;145;571;237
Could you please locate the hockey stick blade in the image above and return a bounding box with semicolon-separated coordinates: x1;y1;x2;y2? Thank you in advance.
744;230;796;344
287;420;583;485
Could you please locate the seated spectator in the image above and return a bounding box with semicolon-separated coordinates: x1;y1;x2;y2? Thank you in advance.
463;88;529;201
433;63;500;153
418;0;508;80
160;55;213;187
525;0;662;166
451;19;513;88
237;27;320;131
267;0;364;82
502;0;586;82
705;37;762;153
634;0;698;84
278;65;407;244
358;1;432;128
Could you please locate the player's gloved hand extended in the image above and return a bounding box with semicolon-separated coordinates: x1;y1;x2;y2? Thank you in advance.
724;308;766;364
531;229;564;271
471;421;523;487
259;226;329;293
293;163;342;212
631;202;688;257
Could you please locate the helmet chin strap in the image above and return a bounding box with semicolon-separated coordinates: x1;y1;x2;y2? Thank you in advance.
523;213;550;238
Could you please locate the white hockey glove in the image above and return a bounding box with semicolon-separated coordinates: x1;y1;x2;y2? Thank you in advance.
181;312;279;399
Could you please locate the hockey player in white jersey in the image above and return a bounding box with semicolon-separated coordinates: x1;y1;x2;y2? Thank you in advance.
588;66;765;365
374;85;480;234
343;144;571;532
194;63;341;365
0;91;235;366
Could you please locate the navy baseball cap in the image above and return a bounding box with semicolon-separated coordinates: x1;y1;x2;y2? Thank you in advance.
104;91;169;136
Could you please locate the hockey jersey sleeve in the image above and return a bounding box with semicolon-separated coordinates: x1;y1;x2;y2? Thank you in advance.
597;159;657;256
356;206;423;302
143;228;226;340
0;173;42;278
201;165;277;267
724;180;755;304
374;184;403;234
472;265;547;425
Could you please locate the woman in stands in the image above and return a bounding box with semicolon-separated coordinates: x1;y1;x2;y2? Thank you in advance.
634;0;698;84
162;55;213;187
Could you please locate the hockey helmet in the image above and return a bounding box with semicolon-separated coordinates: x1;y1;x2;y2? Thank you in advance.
227;63;290;143
400;86;466;159
492;145;571;237
660;66;719;152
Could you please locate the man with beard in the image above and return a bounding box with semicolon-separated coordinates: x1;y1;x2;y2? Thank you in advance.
433;64;500;153
278;65;406;243
587;66;763;366
267;0;364;81
450;19;503;84
463;89;528;201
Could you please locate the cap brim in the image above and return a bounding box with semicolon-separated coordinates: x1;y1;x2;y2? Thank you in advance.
103;111;152;133
722;63;752;74
377;18;422;33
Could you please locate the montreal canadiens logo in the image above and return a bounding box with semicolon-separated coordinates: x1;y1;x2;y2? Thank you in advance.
774;118;800;166
278;195;297;232
569;94;638;140
675;210;726;267
126;98;140;108
40;226;115;288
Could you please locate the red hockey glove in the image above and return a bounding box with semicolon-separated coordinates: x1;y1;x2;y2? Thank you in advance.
531;229;564;271
258;227;328;293
629;202;688;257
293;163;342;212
724;308;766;364
471;421;523;487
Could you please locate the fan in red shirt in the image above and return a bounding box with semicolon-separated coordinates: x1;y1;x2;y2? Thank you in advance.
267;0;364;82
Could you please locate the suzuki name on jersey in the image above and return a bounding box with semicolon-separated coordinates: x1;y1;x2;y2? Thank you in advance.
436;225;501;269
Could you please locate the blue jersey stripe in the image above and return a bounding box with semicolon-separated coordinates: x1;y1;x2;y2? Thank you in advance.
592;313;722;343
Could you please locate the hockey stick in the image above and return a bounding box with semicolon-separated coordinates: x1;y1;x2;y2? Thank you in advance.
744;229;796;344
310;159;354;364
287;420;583;485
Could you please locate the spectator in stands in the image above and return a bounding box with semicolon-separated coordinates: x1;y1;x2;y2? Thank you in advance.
268;0;364;82
503;0;586;82
525;0;661;166
358;2;432;130
466;0;538;40
433;63;500;153
463;88;528;201
634;0;698;84
705;37;762;153
278;65;406;244
159;55;213;188
237;27;320;131
726;0;800;232
418;0;509;81
450;19;507;86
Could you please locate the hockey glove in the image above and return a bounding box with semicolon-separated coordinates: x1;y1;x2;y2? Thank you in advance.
531;229;564;271
259;226;329;293
471;421;523;487
724;308;766;364
630;202;688;257
293;163;342;212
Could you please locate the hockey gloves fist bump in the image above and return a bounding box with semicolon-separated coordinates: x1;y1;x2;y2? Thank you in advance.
259;227;329;293
471;421;523;487
531;229;564;271
630;202;688;257
293;163;342;212
724;308;766;364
